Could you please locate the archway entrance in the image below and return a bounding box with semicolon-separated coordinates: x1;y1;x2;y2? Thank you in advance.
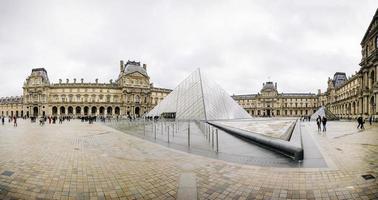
84;106;89;116
91;107;97;115
115;107;120;115
135;107;140;117
107;107;113;116
60;106;66;115
266;109;271;117
68;106;74;115
33;107;39;117
52;106;58;116
99;107;105;115
76;107;81;115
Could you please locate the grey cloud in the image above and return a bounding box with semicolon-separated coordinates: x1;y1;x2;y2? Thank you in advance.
0;0;377;97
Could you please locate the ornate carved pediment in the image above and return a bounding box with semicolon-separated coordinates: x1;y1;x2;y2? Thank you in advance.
127;71;147;78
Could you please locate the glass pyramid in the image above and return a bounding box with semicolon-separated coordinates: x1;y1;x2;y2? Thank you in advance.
310;106;338;120
147;69;252;121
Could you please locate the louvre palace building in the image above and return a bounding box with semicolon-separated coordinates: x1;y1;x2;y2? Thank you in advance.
1;9;377;120
0;60;171;118
232;81;322;117
233;9;378;120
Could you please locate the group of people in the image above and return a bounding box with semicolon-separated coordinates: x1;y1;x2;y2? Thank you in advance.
315;115;327;132
1;116;17;127
356;115;375;129
37;115;74;126
300;116;312;122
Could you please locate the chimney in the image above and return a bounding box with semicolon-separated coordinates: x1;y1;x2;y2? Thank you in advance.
143;64;147;70
275;82;277;89
120;60;124;72
318;89;321;95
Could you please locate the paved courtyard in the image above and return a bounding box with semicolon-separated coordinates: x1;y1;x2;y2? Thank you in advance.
0;119;377;200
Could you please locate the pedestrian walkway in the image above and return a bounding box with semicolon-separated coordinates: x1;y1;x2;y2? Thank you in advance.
0;119;377;199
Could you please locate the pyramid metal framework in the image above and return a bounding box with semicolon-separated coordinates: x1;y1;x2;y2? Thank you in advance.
310;106;338;120
147;69;251;121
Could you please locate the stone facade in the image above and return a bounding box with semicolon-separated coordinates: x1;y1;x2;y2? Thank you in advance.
232;82;321;117
359;8;378;118
0;60;171;118
324;72;362;119
2;10;378;119
324;9;378;119
235;9;378;119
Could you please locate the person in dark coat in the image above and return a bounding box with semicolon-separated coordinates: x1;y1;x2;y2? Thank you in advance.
316;115;321;132
357;116;365;129
13;116;17;127
322;116;327;132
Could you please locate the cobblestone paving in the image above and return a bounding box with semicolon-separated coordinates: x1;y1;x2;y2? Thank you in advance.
0;120;377;200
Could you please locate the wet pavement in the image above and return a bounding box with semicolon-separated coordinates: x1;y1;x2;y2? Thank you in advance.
0;119;377;199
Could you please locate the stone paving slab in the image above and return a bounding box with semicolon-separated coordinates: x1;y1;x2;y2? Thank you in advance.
0;119;377;199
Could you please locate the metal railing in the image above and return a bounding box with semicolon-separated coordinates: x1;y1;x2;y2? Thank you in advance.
108;118;221;153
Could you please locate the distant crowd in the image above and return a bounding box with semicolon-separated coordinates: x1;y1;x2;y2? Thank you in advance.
1;114;143;127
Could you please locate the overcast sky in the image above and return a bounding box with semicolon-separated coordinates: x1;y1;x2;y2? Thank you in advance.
0;0;377;97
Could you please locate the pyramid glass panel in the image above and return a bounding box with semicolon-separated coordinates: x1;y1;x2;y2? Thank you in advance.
147;69;251;121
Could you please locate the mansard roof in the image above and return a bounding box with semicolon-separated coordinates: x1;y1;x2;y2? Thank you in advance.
261;81;276;91
361;8;378;44
232;94;257;99
281;93;316;97
124;60;148;77
0;96;23;104
32;68;47;73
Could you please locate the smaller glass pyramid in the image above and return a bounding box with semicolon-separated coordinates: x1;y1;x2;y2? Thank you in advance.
310;106;338;120
147;69;251;121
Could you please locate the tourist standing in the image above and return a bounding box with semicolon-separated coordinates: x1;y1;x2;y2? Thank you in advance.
13;116;17;127
39;117;44;126
316;115;321;132
369;115;373;125
322;116;327;132
1;116;5;125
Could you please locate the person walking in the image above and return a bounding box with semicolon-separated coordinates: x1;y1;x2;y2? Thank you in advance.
13;116;17;127
361;117;365;129
2;116;5;125
316;115;321;132
357;116;362;129
322;116;327;132
369;115;373;125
